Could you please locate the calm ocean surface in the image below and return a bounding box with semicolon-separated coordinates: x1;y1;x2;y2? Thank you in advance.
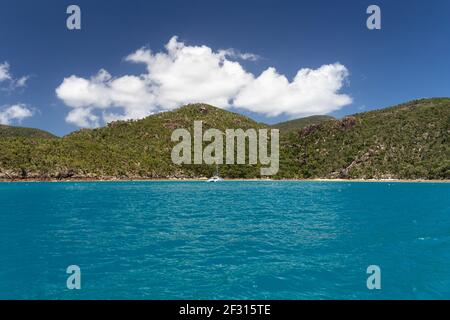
0;181;449;300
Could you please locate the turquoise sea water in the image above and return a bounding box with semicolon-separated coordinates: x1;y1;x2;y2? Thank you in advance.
0;181;449;300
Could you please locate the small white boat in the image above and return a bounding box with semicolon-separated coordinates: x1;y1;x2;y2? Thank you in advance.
207;164;223;182
207;176;223;182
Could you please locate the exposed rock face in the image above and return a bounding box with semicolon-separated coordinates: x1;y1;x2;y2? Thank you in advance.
199;106;209;114
0;169;13;180
336;116;357;130
163;119;181;130
56;170;75;180
298;124;321;139
333;145;386;178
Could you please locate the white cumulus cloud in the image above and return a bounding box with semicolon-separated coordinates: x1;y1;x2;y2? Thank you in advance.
234;64;352;117
56;36;352;127
0;104;34;125
0;61;30;89
56;69;155;127
0;62;12;82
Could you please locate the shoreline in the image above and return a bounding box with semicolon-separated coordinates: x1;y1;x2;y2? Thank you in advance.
0;178;449;183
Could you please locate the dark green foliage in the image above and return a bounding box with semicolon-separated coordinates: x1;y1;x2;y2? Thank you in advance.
0;104;266;179
0;99;449;180
278;98;450;180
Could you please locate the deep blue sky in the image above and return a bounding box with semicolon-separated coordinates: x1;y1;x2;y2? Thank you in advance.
0;0;449;136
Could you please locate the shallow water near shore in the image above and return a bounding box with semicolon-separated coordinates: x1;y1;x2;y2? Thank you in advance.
1;181;449;299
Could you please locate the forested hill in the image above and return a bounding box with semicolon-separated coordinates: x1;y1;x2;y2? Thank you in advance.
279;98;449;180
0;124;57;139
0;99;448;180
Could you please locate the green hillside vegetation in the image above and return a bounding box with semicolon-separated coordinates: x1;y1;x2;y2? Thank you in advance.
0;124;57;139
0;99;449;180
272;115;335;132
0;104;266;180
279;98;450;180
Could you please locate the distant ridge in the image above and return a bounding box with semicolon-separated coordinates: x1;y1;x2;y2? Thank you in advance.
0;124;57;139
272;115;335;132
0;98;449;180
